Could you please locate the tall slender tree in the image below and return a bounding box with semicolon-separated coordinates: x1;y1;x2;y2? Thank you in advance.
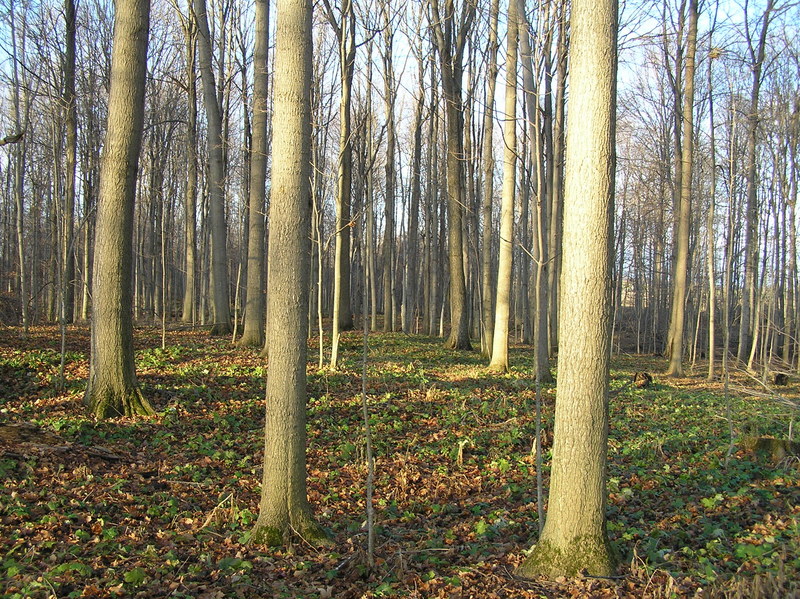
738;0;775;362
180;11;198;324
237;0;270;347
84;0;154;418
488;0;518;373
429;0;475;350
666;0;699;377
480;0;500;357
323;0;356;365
194;0;232;336
250;0;327;546
517;0;618;577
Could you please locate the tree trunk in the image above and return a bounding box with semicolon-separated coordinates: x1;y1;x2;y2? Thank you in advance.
488;0;518;372
84;0;154;419
181;16;198;324
517;0;618;577
666;0;698;377
327;0;356;365
382;4;396;333
480;0;500;356
738;0;774;362
429;0;475;351
250;0;326;547
194;0;232;336
238;0;270;347
62;0;77;323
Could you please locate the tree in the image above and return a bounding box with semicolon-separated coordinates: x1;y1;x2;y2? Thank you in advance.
237;0;270;347
62;0;77;324
382;1;397;333
193;0;232;336
428;0;475;350
479;0;500;357
323;0;356;365
488;0;518;373
84;0;155;418
738;0;775;362
517;0;618;578
180;10;198;325
665;0;699;377
250;0;326;546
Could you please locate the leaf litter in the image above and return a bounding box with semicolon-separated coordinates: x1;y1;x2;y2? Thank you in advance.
0;326;798;597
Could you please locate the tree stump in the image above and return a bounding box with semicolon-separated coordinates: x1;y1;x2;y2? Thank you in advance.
632;371;653;389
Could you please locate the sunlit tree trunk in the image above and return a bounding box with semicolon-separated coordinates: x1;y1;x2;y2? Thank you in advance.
738;0;774;362
666;0;698;377
517;0;618;577
480;0;500;357
194;0;232;336
429;0;475;350
181;16;198;324
488;0;518;373
238;0;270;347
324;0;356;365
85;0;154;418
250;0;327;547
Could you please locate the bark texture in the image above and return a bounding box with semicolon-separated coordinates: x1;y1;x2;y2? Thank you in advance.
85;0;154;419
238;0;270;347
517;0;618;578
250;0;326;546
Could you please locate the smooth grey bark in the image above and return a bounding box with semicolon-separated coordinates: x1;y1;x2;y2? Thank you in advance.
404;54;425;334
738;0;774;362
324;0;356;366
382;2;396;333
84;0;154;418
429;0;475;350
480;0;500;357
666;0;698;377
488;0;518;373
62;0;77;323
181;15;198;324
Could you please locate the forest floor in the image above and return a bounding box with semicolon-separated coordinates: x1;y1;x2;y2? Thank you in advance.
1;324;799;598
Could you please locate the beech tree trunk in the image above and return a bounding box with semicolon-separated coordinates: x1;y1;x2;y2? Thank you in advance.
250;0;326;547
429;0;475;351
194;0;232;336
517;0;618;578
480;0;500;357
666;0;698;377
488;0;518;373
85;0;154;419
238;0;270;347
181;15;198;324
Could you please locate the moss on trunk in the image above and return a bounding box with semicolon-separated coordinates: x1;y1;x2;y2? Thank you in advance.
516;535;617;579
88;385;154;419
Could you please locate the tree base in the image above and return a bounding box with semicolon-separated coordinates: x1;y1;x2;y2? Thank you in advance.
516;536;616;579
537;369;555;385
444;334;472;351
249;514;331;548
236;331;264;348
210;322;233;337
87;385;155;419
487;361;508;374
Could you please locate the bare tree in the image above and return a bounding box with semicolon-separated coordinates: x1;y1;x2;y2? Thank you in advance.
428;0;475;350
517;0;618;577
250;0;327;546
84;0;154;418
238;0;270;347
